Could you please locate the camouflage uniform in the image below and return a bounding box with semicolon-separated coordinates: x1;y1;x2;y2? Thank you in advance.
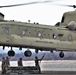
35;54;45;73
1;57;6;74
35;57;41;73
5;56;10;73
5;57;10;67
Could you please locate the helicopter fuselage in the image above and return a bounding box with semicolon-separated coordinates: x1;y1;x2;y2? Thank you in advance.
0;20;76;51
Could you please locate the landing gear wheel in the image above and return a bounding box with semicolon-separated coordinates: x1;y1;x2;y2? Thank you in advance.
24;50;32;57
8;50;15;57
59;51;64;58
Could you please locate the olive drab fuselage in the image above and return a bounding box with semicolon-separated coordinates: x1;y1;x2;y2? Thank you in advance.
0;10;76;51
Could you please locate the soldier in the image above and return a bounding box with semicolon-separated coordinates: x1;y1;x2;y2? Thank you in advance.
1;57;6;74
18;58;23;66
35;53;45;73
5;56;10;67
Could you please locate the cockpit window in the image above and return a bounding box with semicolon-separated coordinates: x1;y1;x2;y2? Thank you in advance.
61;16;65;23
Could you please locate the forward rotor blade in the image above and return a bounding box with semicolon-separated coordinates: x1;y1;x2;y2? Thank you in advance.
56;4;76;8
64;5;76;8
0;1;53;8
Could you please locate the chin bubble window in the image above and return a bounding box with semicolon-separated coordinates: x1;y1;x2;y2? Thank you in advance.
53;33;57;39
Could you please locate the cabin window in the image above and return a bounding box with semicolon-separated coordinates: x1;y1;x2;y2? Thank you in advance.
37;32;42;37
4;27;9;34
68;35;72;41
21;30;26;35
53;33;57;39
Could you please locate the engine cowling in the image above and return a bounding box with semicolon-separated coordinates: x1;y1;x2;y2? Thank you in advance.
24;50;32;57
68;21;76;30
8;50;15;57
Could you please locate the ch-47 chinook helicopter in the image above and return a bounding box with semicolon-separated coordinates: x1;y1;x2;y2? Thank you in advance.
0;1;76;58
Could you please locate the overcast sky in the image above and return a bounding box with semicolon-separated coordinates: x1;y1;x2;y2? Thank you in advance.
0;0;76;53
0;0;76;25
